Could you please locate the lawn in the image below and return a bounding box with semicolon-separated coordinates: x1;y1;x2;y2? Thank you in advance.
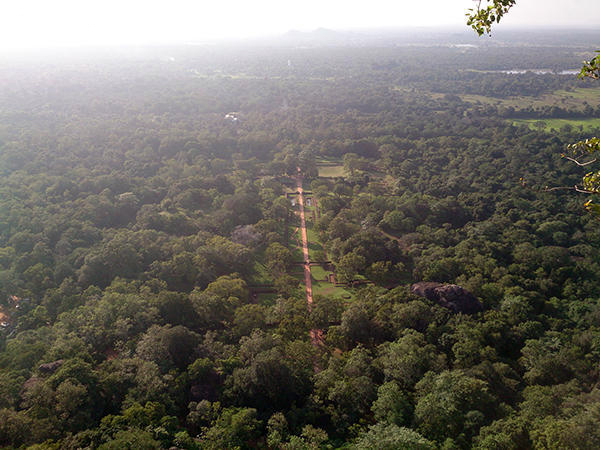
307;232;324;260
554;88;600;100
306;223;323;260
248;260;273;285
458;87;600;110
312;279;354;300
310;264;329;282
315;156;341;164
512;118;600;132
303;202;326;261
288;235;305;263
318;165;346;178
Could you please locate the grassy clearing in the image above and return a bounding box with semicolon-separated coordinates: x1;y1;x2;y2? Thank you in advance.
512;118;600;132
318;165;345;178
310;265;356;301
306;229;324;257
459;87;600;110
313;279;354;300
248;259;273;285
304;204;326;261
554;88;600;100
315;156;341;163
287;224;305;261
311;265;329;281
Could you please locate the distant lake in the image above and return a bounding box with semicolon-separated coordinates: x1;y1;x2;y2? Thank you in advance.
498;69;579;75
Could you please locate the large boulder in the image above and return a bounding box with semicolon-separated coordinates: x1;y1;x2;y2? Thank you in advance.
38;359;64;374
411;282;483;314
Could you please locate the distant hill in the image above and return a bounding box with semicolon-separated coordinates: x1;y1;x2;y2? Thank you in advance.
281;28;364;46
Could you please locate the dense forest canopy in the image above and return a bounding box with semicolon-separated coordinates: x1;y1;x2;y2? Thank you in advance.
2;30;600;448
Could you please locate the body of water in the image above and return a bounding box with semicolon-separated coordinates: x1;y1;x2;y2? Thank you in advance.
498;69;579;75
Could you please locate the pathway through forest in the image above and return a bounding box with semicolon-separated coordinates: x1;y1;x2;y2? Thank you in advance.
296;169;324;346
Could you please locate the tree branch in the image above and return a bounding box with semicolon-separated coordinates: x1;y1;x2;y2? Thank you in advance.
542;185;595;194
562;155;597;167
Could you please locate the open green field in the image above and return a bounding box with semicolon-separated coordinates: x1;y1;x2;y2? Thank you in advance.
303;202;326;261
315;156;341;163
512;118;600;132
287;225;305;262
316;156;345;178
310;264;356;301
248;260;273;285
454;87;600;110
306;228;324;260
313;278;354;300
318;165;345;178
310;264;329;281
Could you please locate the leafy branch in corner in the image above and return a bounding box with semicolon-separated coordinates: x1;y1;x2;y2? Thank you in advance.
466;0;517;36
579;51;600;80
566;138;600;213
541;139;600;214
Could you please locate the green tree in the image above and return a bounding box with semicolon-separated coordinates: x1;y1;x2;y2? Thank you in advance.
98;429;161;450
135;325;200;372
377;330;446;390
353;423;436;450
414;370;498;443
265;242;294;276
339;304;374;347
284;425;329;449
371;381;412;427
309;295;344;329
200;407;262;450
267;412;289;448
314;346;377;433
336;250;366;284
273;273;301;298
232;304;268;338
343;153;361;176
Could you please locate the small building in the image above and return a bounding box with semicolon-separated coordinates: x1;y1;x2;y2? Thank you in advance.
224;112;240;122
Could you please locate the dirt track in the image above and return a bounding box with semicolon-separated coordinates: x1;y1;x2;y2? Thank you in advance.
296;169;323;346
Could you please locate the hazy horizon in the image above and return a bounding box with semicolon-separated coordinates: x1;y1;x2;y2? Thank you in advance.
2;0;599;50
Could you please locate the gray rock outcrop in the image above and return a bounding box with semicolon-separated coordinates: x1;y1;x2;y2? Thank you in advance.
411;282;483;314
38;359;64;374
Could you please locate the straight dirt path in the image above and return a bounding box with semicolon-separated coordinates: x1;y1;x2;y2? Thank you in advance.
296;169;324;346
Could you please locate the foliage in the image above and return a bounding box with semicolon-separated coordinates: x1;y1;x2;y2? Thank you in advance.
353;423;436;450
0;34;599;448
466;0;516;36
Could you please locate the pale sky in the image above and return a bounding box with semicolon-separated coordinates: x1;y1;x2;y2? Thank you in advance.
0;0;598;48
